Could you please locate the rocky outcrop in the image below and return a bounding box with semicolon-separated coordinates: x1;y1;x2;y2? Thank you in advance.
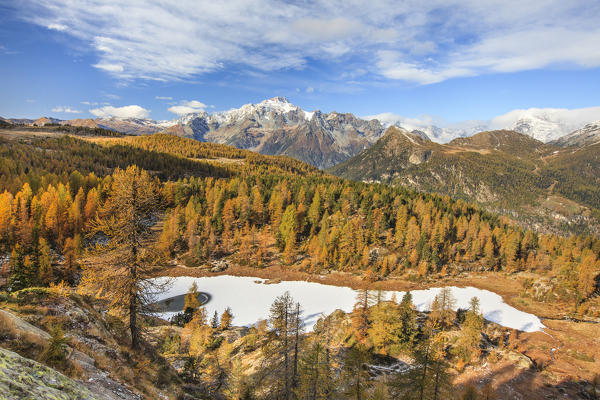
0;347;100;400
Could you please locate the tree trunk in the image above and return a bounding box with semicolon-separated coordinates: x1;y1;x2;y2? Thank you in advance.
292;303;300;390
433;361;441;400
355;368;361;400
284;304;290;400
129;263;138;349
325;347;332;400
418;343;430;400
311;350;319;400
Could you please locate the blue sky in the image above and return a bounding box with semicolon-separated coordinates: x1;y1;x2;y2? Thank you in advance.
1;0;600;123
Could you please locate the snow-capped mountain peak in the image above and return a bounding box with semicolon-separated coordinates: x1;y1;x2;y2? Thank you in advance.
490;106;600;142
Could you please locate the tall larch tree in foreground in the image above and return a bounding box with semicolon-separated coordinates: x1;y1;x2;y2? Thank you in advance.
80;166;164;349
263;291;303;400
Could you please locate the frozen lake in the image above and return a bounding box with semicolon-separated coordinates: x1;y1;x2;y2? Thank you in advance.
151;275;545;332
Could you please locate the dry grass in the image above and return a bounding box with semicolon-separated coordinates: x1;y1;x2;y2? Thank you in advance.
0;309;49;348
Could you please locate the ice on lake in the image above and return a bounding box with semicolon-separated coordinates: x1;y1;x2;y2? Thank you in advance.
151;275;544;332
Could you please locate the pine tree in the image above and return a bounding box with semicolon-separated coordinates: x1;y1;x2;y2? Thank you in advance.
211;310;220;329
296;341;332;400
81;166;165;349
391;323;449;400
398;292;417;347
307;190;322;233
0;191;13;246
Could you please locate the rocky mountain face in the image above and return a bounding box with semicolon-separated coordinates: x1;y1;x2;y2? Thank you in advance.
96;117;173;135
329;127;600;234
3;100;597;168
1;98;385;168
550;121;600;147
161;97;385;168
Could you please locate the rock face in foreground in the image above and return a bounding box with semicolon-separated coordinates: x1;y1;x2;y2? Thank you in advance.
0;347;99;400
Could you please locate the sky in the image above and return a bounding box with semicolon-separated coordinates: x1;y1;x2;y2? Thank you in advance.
1;0;600;124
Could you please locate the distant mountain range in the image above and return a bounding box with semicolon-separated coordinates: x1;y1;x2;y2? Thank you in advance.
2;98;599;169
328;126;600;234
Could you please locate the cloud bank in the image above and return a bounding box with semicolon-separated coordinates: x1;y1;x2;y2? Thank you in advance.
19;0;600;84
52;106;81;113
89;105;150;119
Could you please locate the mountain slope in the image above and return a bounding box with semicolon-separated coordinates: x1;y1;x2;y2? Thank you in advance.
329;127;599;234
550;121;600;147
6;101;598;168
163;98;384;168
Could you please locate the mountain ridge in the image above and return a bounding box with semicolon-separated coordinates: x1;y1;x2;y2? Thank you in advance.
329;127;600;234
3;99;599;168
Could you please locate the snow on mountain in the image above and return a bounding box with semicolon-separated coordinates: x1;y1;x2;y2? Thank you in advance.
11;99;600;167
370;106;600;144
550;121;600;147
490;106;600;142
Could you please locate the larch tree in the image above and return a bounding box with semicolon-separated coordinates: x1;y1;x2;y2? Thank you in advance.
220;307;233;330
369;298;402;355
429;288;456;330
454;296;485;363
37;237;53;285
352;288;376;344
263;291;303;400
80;165;165;349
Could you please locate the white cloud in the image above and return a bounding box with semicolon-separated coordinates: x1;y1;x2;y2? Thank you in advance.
305;86;314;93
52;106;81;113
376;51;473;84
19;1;600;83
168;100;207;115
47;23;67;31
155;96;173;100
93;63;124;73
291;18;363;41
89;105;150;119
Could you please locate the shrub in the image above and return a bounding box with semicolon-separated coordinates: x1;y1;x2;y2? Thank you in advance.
39;324;70;370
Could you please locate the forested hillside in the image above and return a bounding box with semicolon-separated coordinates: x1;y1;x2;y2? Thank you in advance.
329;127;600;235
0;131;597;313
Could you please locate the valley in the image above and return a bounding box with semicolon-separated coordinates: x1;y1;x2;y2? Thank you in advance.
0;125;598;399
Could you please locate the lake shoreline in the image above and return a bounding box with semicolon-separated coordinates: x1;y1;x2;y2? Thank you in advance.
154;262;566;321
151;272;546;332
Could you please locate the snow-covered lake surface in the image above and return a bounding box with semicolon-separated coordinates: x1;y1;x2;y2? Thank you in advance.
151;275;544;332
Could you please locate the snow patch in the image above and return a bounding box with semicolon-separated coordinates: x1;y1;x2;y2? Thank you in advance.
151;275;545;332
